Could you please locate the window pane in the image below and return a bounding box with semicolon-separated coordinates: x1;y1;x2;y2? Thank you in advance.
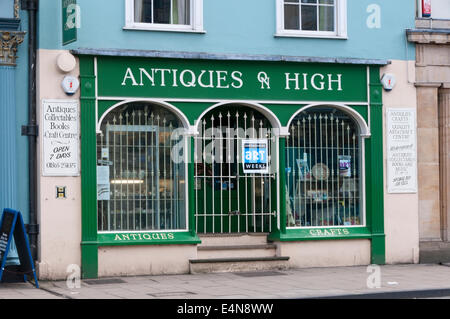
172;0;190;25
285;0;299;2
154;0;171;24
319;5;334;31
301;5;317;31
284;4;300;30
285;108;362;228
135;0;152;23
319;0;334;4
97;103;186;231
301;0;317;3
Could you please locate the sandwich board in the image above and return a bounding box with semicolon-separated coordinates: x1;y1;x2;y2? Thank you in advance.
0;209;39;288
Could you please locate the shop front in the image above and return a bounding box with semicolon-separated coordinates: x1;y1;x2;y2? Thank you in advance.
76;51;386;278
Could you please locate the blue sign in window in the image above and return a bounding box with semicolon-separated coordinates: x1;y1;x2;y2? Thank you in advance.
242;140;269;173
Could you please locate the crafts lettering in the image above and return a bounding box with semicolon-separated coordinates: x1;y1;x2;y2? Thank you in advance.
309;228;350;236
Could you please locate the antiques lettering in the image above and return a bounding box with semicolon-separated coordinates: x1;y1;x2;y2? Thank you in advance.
121;67;343;92
114;232;175;241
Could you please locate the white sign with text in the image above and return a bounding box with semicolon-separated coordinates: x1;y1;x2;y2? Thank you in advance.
386;108;417;193
42;100;79;176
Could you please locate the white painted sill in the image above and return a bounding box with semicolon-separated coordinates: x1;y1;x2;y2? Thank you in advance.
274;32;348;40
124;24;206;34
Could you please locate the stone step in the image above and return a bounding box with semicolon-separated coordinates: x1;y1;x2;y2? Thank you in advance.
189;256;290;274
198;233;269;247
197;244;277;259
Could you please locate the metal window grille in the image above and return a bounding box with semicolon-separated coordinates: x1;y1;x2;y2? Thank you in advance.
97;103;186;232
286;107;362;227
194;106;276;234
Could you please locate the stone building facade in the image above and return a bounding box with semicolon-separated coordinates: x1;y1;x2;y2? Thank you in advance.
408;8;450;262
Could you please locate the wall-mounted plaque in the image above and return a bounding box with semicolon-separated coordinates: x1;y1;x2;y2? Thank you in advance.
386;108;417;193
42;100;79;176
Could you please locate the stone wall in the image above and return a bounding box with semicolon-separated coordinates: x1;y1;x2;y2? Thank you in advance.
408;26;450;262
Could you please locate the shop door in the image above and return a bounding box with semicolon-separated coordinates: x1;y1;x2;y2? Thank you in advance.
194;106;276;234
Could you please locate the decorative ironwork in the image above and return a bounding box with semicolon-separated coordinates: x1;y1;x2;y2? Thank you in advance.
97;103;186;232
194;106;276;234
286;107;362;228
0;31;25;66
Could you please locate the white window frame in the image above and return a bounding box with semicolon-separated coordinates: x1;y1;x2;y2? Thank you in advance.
275;0;347;39
124;0;204;33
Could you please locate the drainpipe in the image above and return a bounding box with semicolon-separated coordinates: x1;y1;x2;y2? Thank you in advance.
21;0;39;261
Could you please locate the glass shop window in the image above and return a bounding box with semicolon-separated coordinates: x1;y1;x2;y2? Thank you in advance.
285;107;363;228
97;103;186;232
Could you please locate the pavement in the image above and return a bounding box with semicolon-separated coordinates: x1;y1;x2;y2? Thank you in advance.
1;263;450;300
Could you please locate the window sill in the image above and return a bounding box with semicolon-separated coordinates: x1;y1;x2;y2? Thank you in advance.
274;32;347;40
123;25;206;34
97;231;201;246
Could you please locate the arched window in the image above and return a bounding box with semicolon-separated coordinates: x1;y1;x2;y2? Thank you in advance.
285;106;363;228
97;102;186;231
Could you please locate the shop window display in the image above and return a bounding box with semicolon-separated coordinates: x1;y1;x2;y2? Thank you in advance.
96;102;186;232
285;106;362;227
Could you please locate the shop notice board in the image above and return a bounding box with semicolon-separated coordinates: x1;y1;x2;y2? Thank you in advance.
0;209;39;288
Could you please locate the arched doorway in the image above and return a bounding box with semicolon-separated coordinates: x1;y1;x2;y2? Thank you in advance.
194;104;277;234
285;106;364;228
96;102;187;232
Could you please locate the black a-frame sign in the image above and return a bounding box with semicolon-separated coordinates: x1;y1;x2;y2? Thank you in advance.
0;209;39;288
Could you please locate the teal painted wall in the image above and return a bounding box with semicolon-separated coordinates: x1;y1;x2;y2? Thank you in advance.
38;0;415;61
0;9;30;265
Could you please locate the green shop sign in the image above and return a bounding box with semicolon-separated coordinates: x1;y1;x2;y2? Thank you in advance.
97;231;201;246
62;0;79;46
97;57;368;102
